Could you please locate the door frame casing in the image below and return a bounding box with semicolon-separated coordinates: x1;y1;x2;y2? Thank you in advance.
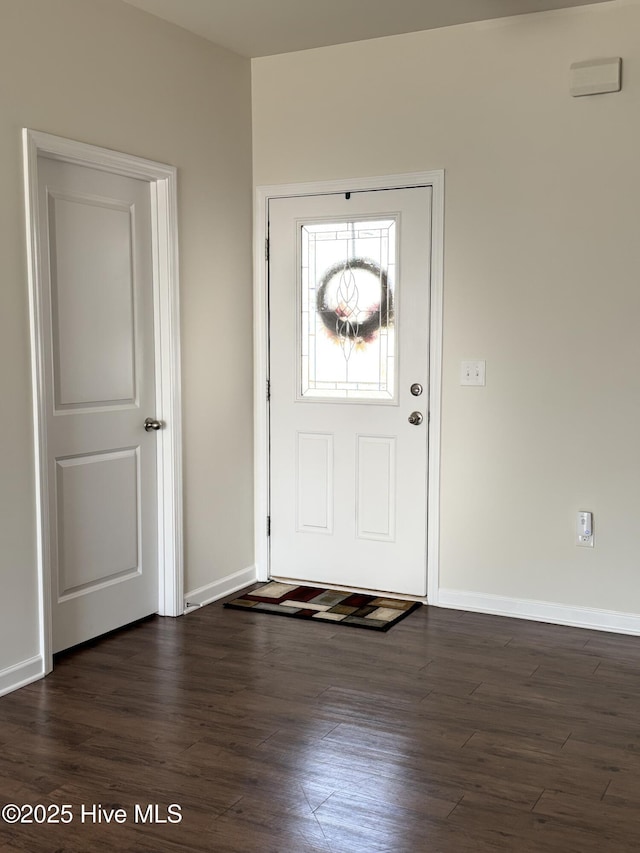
254;171;444;603
23;129;184;675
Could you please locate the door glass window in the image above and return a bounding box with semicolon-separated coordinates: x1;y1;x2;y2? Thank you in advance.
300;218;397;401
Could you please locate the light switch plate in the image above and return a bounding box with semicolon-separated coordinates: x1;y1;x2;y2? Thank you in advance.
461;360;486;386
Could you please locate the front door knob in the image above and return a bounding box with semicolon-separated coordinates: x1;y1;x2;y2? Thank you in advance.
408;411;424;426
144;418;162;432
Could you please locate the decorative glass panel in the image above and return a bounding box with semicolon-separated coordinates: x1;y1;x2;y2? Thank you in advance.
300;218;396;400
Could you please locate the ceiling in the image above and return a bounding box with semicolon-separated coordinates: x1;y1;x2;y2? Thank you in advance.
121;0;612;58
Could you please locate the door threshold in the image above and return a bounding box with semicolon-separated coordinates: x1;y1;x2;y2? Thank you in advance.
269;575;428;604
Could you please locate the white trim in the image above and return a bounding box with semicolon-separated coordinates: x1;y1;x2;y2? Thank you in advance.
184;566;257;611
22;129;184;678
438;589;640;636
0;656;45;698
253;186;271;582
426;174;444;606
254;171;445;592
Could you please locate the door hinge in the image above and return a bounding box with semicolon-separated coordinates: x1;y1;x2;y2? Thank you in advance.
265;237;270;261
266;378;271;401
267;515;271;537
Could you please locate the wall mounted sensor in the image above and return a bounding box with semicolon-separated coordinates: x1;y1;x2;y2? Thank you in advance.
570;58;621;97
577;511;594;547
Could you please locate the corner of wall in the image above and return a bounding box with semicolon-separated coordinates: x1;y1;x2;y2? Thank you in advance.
183;565;257;612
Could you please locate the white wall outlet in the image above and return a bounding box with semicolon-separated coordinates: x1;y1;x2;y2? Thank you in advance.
461;360;486;386
576;511;594;547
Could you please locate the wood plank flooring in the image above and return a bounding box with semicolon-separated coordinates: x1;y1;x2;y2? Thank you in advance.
2;591;640;851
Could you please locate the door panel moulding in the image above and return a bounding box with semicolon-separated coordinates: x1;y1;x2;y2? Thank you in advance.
254;171;444;605
23;129;184;679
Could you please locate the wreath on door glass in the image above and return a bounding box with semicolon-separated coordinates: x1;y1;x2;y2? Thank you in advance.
316;258;393;354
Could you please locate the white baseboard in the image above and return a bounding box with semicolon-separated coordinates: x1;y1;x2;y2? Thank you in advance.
437;588;640;636
0;655;44;698
183;565;257;612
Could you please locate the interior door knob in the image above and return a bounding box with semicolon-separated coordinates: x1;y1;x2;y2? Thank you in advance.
408;411;423;426
144;418;162;432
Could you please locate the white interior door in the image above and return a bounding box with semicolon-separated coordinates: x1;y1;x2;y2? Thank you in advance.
37;156;159;653
269;187;432;596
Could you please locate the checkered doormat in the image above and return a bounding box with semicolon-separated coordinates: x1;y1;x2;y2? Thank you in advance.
224;582;421;631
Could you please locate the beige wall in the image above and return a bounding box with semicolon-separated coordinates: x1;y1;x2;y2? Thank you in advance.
252;2;640;614
0;0;253;674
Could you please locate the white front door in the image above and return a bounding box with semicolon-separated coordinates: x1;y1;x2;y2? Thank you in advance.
269;187;431;596
37;156;159;653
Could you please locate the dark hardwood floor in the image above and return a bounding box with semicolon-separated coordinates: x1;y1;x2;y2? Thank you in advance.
2;591;640;851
